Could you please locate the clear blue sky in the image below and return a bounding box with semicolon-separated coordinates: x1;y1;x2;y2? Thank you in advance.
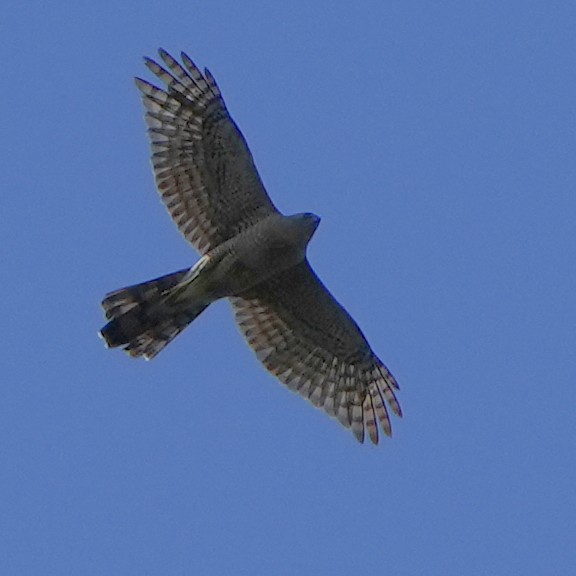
2;1;575;574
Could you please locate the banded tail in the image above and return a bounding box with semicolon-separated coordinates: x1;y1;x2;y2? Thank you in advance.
100;268;208;360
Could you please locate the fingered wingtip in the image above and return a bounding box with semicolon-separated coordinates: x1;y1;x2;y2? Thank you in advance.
352;428;365;444
133;76;148;90
158;48;178;67
180;51;199;73
143;56;158;72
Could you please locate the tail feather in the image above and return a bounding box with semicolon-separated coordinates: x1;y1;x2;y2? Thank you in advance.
122;307;207;359
100;269;208;360
102;268;189;319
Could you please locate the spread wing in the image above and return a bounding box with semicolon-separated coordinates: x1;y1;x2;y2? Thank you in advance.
135;49;279;254
231;261;402;444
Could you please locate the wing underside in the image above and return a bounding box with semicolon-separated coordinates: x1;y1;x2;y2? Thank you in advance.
231;261;401;444
136;49;278;254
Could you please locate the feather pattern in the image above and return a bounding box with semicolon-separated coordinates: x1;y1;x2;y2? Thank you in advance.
135;49;278;254
231;261;402;444
100;269;207;360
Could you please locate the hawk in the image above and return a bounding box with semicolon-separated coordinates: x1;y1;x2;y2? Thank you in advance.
100;49;402;444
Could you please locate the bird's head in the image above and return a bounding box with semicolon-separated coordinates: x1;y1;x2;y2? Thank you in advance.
297;212;321;239
279;212;321;256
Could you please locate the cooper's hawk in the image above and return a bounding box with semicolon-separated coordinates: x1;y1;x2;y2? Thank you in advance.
100;49;402;444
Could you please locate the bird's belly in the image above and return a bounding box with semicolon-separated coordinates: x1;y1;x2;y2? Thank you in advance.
207;249;298;298
200;254;267;298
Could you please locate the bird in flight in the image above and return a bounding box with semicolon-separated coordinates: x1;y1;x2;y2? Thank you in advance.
100;49;402;444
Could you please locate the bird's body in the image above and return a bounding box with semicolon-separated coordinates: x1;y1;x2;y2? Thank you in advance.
100;50;402;444
101;212;320;353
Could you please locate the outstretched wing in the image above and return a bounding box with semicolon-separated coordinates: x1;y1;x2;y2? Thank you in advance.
136;49;278;254
231;261;402;444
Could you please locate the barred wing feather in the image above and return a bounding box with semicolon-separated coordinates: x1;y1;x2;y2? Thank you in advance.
231;261;402;444
136;49;278;254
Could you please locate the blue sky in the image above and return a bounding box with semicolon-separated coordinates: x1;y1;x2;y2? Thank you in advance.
2;1;575;574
